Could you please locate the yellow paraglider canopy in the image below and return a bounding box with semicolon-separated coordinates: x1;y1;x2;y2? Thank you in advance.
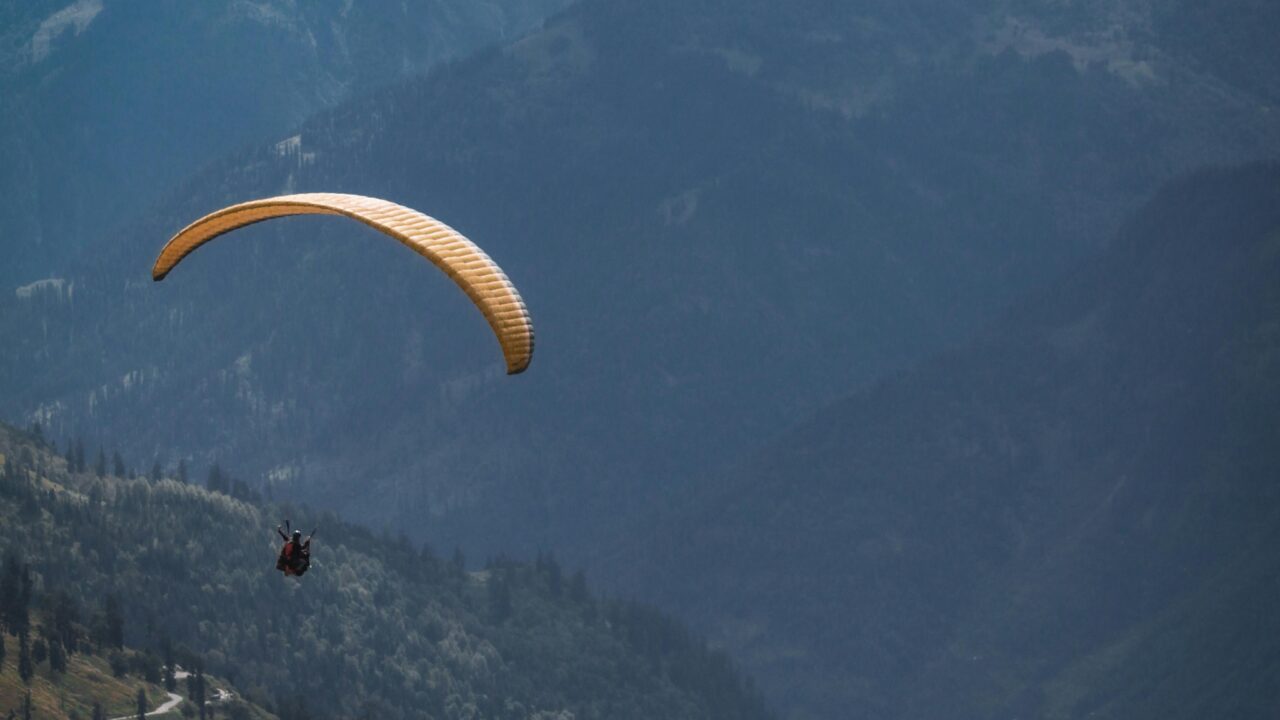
152;193;534;374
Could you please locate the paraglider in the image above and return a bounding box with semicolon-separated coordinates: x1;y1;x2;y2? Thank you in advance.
151;192;535;374
275;521;314;577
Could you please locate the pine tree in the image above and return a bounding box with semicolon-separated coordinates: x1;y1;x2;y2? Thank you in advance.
112;452;127;478
103;595;124;649
49;637;67;673
92;702;106;720
51;591;81;653
17;629;33;684
95;447;107;477
22;690;32;720
1;559;33;638
0;624;6;669
162;635;177;691
150;461;163;483
0;555;19;633
189;660;208;720
137;687;148;720
18;564;31;632
141;651;162;684
206;463;227;494
31;636;46;666
73;438;86;473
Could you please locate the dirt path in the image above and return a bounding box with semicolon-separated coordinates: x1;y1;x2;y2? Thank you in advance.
106;667;229;719
108;691;183;720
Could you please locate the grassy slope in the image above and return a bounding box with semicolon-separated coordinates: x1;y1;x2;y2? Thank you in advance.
0;641;165;719
0;627;276;720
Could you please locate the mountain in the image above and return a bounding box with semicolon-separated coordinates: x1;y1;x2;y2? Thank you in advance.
2;0;1278;565
0;421;772;720
0;0;572;283
617;163;1280;718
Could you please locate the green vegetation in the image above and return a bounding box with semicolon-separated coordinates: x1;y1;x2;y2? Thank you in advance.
0;425;771;720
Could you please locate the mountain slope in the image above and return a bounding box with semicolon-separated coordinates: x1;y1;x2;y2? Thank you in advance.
619;163;1280;718
3;0;1279;565
0;637;274;720
0;422;772;720
0;0;572;283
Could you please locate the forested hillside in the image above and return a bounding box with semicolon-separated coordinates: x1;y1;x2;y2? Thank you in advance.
0;423;771;720
0;607;275;720
620;165;1280;718
3;0;1277;569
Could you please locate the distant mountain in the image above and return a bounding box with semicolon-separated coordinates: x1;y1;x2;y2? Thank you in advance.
617;163;1280;718
2;0;1278;567
0;421;772;720
0;0;572;283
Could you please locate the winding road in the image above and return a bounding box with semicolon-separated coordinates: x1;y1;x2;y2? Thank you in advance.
107;691;183;720
106;668;230;719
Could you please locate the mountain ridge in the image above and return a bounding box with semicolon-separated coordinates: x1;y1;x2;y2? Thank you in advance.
5;0;1277;571
617;162;1280;718
0;0;573;283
